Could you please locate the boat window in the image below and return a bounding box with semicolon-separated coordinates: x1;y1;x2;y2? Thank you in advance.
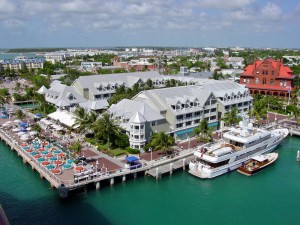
197;159;230;168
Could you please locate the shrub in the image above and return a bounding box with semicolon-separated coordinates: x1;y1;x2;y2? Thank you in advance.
125;147;140;154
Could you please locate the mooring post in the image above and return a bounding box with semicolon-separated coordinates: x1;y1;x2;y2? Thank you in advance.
96;182;100;190
156;168;159;179
122;175;126;182
133;172;137;179
110;178;114;186
170;163;173;175
183;158;186;170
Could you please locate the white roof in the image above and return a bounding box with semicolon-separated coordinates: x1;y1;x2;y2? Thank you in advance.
251;155;268;162
47;110;77;127
37;85;48;94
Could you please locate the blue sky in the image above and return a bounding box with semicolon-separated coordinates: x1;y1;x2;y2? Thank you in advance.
0;0;299;49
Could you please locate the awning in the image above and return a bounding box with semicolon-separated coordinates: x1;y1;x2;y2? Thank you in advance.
48;110;77;128
126;156;139;163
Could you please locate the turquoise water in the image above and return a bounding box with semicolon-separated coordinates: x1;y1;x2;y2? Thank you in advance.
1;137;300;225
0;53;38;60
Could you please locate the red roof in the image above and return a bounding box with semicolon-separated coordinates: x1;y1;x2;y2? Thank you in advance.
241;58;293;78
245;84;294;91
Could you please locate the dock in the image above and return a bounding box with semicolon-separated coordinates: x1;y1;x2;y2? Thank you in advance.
0;127;196;197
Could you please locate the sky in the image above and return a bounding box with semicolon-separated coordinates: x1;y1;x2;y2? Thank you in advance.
0;0;299;49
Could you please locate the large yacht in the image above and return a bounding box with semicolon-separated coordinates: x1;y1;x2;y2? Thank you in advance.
189;122;289;179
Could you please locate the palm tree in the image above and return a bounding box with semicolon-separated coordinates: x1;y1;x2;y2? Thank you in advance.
150;132;175;153
222;107;241;126
15;109;25;120
73;107;91;134
68;141;82;156
194;119;213;142
93;112;120;148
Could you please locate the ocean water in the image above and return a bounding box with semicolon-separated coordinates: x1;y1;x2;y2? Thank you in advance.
0;53;38;60
0;136;300;225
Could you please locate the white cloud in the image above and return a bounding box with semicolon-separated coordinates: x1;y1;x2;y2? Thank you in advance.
261;2;282;20
196;0;255;10
4;19;24;29
0;0;16;13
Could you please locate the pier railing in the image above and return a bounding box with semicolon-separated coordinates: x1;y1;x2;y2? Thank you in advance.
62;147;195;189
0;129;61;188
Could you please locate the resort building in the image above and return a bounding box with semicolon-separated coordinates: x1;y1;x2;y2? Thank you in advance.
42;71;202;111
240;58;294;97
1;60;25;71
108;80;252;150
45;52;69;63
23;58;45;69
71;71;200;102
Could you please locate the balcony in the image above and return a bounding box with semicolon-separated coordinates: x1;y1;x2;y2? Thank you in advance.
130;129;145;134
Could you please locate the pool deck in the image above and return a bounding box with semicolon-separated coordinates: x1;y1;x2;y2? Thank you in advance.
0;118;198;194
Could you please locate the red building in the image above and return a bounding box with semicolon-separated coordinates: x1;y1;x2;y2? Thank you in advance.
240;58;294;97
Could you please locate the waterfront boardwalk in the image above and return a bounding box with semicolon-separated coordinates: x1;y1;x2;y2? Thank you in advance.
0;118;198;194
1;111;293;196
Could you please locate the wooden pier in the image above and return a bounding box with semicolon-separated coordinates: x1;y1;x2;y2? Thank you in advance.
0;128;196;197
0;129;61;188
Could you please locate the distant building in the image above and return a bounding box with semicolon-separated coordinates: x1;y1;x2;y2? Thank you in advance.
45;52;69;63
240;58;294;97
0;58;44;71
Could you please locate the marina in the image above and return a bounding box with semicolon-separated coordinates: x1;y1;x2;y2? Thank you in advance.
0;135;299;225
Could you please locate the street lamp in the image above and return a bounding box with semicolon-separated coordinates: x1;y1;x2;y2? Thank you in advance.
149;147;152;162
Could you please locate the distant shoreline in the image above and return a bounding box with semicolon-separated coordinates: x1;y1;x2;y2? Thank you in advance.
5;48;67;53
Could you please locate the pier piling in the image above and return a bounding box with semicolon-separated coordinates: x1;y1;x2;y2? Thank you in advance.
170;163;173;175
110;178;114;186
183;159;186;170
95;182;100;190
122;175;126;182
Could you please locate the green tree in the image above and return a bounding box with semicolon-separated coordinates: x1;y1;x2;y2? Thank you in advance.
149;132;175;153
15;109;25;120
222;107;241;126
68;141;82;155
93;112;121;148
194;119;213;142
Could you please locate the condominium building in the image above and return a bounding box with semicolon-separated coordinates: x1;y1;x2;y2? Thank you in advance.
108;80;252;149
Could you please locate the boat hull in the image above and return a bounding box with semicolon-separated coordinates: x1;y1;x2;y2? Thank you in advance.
189;128;288;179
237;152;278;176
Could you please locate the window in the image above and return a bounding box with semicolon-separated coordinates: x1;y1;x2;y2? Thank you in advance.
255;78;259;84
265;71;268;75
195;111;201;116
263;78;266;85
186;121;191;126
272;71;274;75
176;115;183;120
151;121;156;126
210;116;216;120
243;78;246;83
247;79;250;84
194;119;200;124
211;108;216;112
280;81;283;86
270;79;274;85
284;80;287;86
262;70;265;75
176;123;183;128
204;109;209;114
186;113;192;118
